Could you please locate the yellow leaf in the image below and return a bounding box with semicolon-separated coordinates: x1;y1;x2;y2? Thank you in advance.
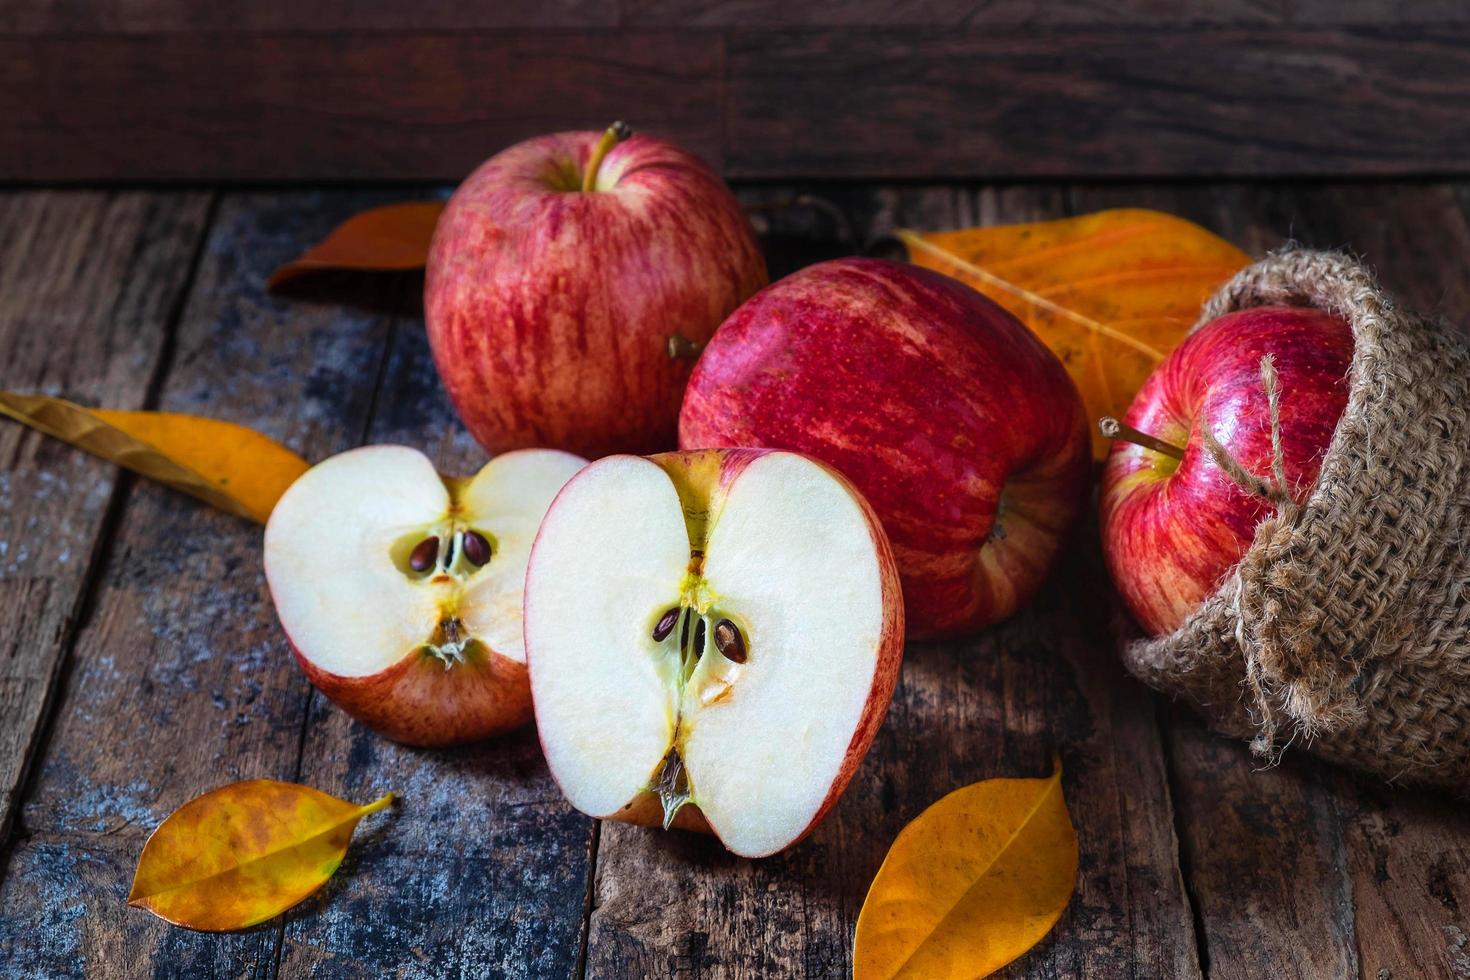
900;209;1250;458
129;779;394;932
0;393;309;523
267;201;444;289
854;758;1078;979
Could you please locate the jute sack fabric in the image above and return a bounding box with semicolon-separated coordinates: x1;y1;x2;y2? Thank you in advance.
1121;249;1470;792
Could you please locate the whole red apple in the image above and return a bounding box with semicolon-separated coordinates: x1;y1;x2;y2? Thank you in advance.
1100;306;1354;636
679;257;1091;639
425;124;767;459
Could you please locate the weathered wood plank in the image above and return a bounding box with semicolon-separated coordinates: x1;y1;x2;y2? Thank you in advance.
726;28;1470;180
623;0;1470;26
7;28;1470;181
0;33;724;183
10;0;1470;33
0;191;212;852
0;191;409;978
584;186;1200;979
275;290;598;979
0;0;617;32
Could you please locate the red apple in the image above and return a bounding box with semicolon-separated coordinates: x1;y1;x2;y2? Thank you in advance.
264;445;586;746
1099;306;1354;636
679;257;1090;640
425;124;767;459
525;449;903;857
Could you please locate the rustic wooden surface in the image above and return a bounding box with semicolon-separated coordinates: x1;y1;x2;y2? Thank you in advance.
0;180;1468;979
7;4;1470;181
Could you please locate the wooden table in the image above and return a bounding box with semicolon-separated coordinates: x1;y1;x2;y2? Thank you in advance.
1;180;1467;979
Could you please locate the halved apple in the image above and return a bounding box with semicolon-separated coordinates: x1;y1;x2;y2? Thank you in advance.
525;449;904;857
264;445;586;747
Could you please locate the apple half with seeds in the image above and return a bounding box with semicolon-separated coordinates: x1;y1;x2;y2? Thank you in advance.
525;449;904;857
264;445;586;747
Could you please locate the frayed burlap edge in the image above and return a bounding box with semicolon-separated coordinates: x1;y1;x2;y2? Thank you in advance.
1120;248;1470;792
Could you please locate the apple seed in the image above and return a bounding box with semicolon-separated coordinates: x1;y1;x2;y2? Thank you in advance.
409;536;439;573
443;533;457;569
654;749;691;830
462;530;492;567
713;619;746;663
693;618;707;658
652;607;679;642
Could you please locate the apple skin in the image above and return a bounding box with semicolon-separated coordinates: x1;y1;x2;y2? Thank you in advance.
425;131;767;459
679;258;1091;640
288;641;531;748
526;448;904;854
1100;306;1354;637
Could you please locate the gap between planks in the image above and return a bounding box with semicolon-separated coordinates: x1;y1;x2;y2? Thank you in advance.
0;190;221;870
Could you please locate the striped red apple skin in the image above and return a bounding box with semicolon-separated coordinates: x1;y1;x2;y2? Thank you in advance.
1100;306;1354;636
679;257;1091;639
426;131;766;459
289;643;530;748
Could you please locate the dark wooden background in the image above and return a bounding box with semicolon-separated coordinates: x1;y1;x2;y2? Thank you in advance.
6;1;1470;181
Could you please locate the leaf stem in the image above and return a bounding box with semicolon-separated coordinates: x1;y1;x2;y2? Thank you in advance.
359;792;395;815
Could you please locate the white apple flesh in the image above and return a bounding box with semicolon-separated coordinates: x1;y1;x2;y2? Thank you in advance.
525;449;905;858
264;445;586;747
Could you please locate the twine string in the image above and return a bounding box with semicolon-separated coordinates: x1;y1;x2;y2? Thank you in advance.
1199;355;1299;756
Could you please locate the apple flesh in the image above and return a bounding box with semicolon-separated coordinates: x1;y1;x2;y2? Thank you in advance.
679;257;1090;639
425;126;767;459
1100;306;1354;636
524;449;904;857
264;445;586;746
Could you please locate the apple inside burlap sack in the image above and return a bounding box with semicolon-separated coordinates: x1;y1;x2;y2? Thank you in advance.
1121;249;1470;792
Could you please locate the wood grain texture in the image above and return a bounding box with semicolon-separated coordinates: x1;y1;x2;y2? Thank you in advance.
726;28;1470;179
622;0;1470;26
276;297;597;979
0;191;407;977
0;191;210;852
5;26;1470;180
0;33;723;183
11;0;1470;33
0;0;616;32
584;186;1200;980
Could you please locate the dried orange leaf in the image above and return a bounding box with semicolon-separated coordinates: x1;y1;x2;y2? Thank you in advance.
854;758;1077;979
900;209;1250;458
0;393;309;523
267;201;444;289
129;780;394;932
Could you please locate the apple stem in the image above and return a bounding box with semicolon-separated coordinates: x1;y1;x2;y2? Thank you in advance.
1098;416;1186;460
581;121;632;193
667;334;705;360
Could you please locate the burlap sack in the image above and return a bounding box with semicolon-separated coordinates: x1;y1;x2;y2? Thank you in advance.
1121;249;1470;792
